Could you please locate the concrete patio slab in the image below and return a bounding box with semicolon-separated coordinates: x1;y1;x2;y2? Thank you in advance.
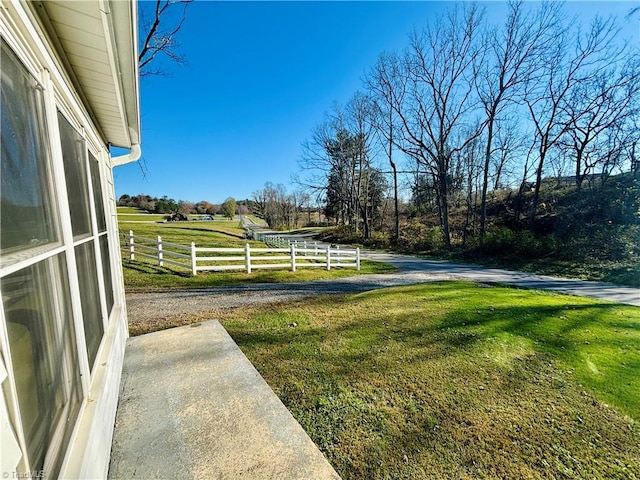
108;320;340;480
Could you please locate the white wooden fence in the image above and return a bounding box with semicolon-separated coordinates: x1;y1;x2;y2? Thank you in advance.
123;230;360;276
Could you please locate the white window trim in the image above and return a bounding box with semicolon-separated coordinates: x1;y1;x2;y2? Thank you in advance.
40;67;94;396
0;310;30;473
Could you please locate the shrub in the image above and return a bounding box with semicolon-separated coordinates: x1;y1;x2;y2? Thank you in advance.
362;231;391;249
398;221;443;252
471;227;557;258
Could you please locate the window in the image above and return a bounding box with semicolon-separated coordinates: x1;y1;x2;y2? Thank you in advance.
74;241;104;369
3;256;82;477
91;154;116;316
89;153;107;232
58;111;91;239
1;27;123;475
1;39;83;476
1;40;59;257
58;114;109;368
100;234;115;314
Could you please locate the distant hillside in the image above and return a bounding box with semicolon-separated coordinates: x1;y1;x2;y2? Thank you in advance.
446;172;639;286
324;172;640;287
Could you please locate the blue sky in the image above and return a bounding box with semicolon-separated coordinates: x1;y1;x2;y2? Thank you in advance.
114;1;639;204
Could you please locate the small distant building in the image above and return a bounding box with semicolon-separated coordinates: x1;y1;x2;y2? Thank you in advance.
1;1;140;478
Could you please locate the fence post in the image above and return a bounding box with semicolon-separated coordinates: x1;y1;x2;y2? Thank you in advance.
356;247;360;271
157;235;163;267
191;242;197;276
291;243;296;272
129;230;135;260
326;245;331;271
245;243;252;273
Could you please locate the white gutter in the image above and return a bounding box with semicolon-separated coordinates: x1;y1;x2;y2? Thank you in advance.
104;0;141;167
111;143;142;166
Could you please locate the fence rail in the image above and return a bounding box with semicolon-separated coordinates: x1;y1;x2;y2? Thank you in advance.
122;230;360;276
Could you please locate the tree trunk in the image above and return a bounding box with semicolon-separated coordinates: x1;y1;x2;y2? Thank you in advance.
391;161;399;242
575;144;585;191
388;114;400;243
528;150;546;230
480;106;496;237
438;168;451;247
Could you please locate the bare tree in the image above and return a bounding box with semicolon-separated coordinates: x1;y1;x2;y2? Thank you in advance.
252;183;299;230
622;111;640;174
525;14;622;226
492;119;528;191
395;4;485;246
456;124;484;244
138;0;194;77
298;104;353;222
366;52;409;243
345;92;377;238
292;189;311;227
475;0;561;236
299;94;378;237
559;52;640;189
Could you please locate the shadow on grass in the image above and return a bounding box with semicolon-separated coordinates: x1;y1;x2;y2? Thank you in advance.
227;284;639;419
225;284;640;479
124;260;191;278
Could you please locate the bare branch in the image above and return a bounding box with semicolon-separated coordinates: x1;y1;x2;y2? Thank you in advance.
138;0;193;77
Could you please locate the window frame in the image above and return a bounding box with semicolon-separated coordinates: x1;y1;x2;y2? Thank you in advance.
57;107;111;354
0;41;62;269
2;254;83;475
0;29;121;476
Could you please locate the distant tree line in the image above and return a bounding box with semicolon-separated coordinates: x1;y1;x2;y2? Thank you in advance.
292;1;640;249
117;194;251;218
251;183;314;230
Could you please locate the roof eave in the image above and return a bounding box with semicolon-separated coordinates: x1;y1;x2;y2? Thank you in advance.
34;0;141;152
106;0;141;149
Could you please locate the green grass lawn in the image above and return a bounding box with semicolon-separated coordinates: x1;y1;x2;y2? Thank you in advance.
118;214;167;222
222;282;640;479
116;206;146;214
120;220;247;244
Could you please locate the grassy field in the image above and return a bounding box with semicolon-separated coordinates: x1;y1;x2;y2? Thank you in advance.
116;206;146;214
119;221;395;290
118;214;167;222
120;220;247;243
221;282;640;480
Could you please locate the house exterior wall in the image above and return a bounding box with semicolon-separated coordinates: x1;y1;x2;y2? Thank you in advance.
0;2;133;478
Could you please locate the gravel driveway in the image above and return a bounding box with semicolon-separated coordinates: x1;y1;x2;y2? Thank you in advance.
125;271;457;326
126;249;638;334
